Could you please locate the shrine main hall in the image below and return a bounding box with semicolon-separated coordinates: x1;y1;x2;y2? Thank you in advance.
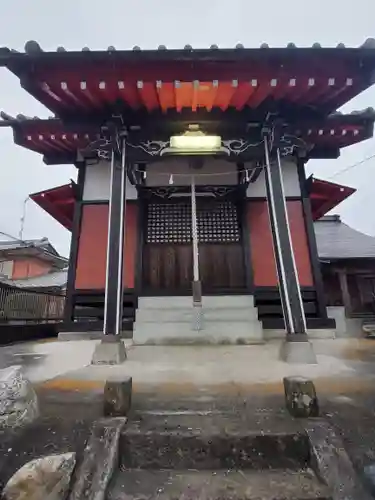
1;39;375;362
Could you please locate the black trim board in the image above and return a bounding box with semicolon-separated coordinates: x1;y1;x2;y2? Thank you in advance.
297;159;328;319
263;317;336;330
80;199;138;205
103;150;126;335
135;197;145;295
64;164;85;323
240;199;254;292
60;320;133;334
0;323;59;345
264;151;306;334
246;196;302;202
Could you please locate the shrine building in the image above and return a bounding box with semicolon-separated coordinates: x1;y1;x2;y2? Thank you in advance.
1;40;375;358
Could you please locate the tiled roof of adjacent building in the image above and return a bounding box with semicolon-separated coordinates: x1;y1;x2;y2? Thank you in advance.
3;269;67;289
314;215;375;260
0;237;68;267
0;237;57;253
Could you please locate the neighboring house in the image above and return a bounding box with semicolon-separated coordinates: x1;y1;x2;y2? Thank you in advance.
0;238;68;291
315;215;375;317
3;269;68;293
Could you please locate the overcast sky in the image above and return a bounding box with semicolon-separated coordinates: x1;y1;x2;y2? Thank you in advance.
1;0;375;257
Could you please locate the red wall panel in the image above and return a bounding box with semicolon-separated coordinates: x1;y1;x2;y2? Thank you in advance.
247;201;277;286
123;203;137;288
75;203;138;290
247;200;313;287
287;200;313;286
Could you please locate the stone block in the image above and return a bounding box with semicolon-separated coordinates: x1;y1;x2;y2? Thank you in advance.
104;377;132;417
2;452;76;500
283;376;319;418
306;420;373;500
69;417;126;500
279;337;317;364
91;336;127;365
0;365;39;429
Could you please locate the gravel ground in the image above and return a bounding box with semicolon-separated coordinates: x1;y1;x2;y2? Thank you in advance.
0;388;103;491
1;386;375;496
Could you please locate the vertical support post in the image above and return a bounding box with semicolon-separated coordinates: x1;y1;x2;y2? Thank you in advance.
338;270;352;316
64;165;85;325
297;162;328;320
103;139;127;336
191;175;203;330
263;137;316;363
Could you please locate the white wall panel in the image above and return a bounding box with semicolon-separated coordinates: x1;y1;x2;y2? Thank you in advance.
145;159;238;186
83;160;138;201
246;159;301;198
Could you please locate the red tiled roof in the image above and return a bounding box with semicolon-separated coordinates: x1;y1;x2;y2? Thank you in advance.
310;177;355;221
29;182;75;230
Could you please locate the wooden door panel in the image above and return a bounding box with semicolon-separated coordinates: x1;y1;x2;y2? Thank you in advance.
142;199;245;293
199;244;245;290
143;244;193;291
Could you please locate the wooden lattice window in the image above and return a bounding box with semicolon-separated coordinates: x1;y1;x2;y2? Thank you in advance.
146;201;241;244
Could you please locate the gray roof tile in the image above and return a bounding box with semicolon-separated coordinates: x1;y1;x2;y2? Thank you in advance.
314;215;375;260
3;269;67;289
12;38;375;54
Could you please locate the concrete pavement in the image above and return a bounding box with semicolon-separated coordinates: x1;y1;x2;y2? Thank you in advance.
1;337;375;393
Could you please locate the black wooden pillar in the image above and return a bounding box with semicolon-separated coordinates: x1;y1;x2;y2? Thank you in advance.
263;136;307;336
103;139;127;336
63;165;85;324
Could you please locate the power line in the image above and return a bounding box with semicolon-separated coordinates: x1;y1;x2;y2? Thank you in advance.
0;230;22;241
327;152;375;180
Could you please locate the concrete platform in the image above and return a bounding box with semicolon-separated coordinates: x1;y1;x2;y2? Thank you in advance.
133;294;262;345
133;320;263;345
138;295;255;309
35;340;369;395
3;338;375;391
136;307;259;322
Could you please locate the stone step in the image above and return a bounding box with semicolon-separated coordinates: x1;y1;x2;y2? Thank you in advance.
108;468;330;499
119;429;309;470
132;320;263;345
138;295;254;309
136;307;259;323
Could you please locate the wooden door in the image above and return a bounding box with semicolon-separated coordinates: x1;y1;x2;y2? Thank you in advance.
142;198;245;293
197;200;245;292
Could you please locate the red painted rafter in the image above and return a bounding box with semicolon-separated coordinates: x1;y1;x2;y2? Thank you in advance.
50;80;90;110
156;81;175;112
175;82;193;112
11;50;370;116
270;77;297;101
295;77;331;106
117;81;142;109
247;79;274;108
212;81;237;111
230;81;257;110
137;81;160;111
193;82;215;111
23;65;364;115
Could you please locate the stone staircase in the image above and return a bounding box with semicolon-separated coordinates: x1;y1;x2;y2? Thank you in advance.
132;295;263;345
107;398;332;500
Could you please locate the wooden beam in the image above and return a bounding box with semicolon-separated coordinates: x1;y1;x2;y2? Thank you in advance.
338;270;352;315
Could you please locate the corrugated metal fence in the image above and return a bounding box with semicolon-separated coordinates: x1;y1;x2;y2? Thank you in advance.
0;283;65;322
